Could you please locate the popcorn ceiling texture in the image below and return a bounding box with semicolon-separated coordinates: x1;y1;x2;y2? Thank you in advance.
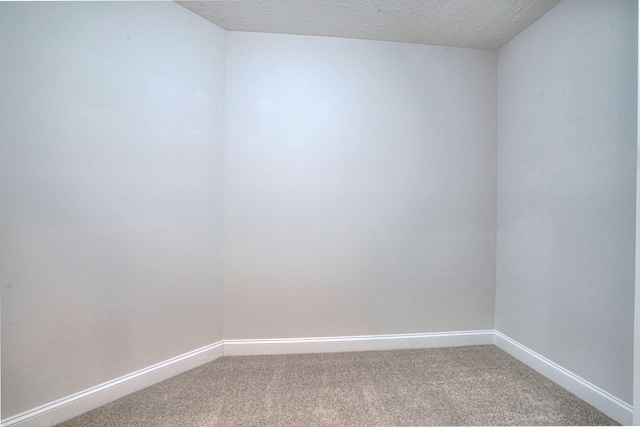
177;0;562;50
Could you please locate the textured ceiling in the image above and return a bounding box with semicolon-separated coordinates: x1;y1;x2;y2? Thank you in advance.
177;0;562;50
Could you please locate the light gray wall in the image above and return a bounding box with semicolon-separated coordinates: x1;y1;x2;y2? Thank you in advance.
496;0;637;404
0;2;226;417
223;32;498;339
635;2;640;422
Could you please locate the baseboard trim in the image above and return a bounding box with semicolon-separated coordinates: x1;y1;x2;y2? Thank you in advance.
1;341;224;427
4;331;632;426
223;329;495;356
494;331;632;425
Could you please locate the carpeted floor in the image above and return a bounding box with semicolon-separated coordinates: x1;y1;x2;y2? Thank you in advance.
58;345;618;426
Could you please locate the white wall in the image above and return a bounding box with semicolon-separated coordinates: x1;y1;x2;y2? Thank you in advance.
3;0;637;420
496;0;637;405
0;2;226;417
223;32;498;339
634;2;640;423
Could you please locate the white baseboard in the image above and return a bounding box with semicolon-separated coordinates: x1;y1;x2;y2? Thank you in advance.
494;331;632;426
4;331;632;427
223;329;495;356
1;341;224;427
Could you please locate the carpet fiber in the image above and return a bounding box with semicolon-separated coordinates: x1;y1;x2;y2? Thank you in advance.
58;345;618;426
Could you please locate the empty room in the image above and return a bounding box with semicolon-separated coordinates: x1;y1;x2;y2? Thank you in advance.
1;0;638;425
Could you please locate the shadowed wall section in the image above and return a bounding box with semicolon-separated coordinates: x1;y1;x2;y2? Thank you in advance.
496;0;637;405
0;2;227;417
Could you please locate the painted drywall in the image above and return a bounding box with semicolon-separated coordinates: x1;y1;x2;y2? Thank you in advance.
223;32;498;339
635;2;640;423
496;0;637;404
0;2;226;417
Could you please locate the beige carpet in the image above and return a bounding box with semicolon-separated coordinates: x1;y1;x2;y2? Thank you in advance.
58;345;618;426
